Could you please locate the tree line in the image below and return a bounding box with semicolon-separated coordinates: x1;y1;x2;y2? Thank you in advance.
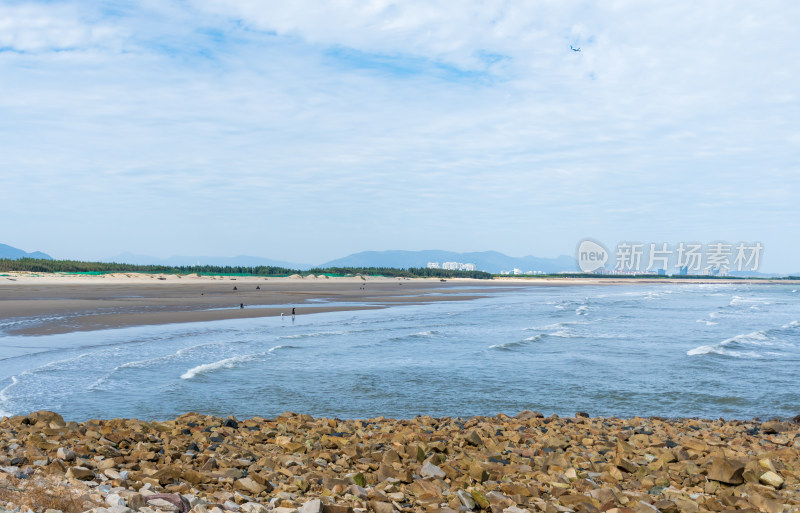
0;258;493;279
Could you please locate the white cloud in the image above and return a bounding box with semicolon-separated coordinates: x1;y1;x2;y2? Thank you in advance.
0;1;798;270
0;4;117;51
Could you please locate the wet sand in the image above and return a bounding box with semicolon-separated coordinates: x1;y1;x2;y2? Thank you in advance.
0;275;501;336
0;273;789;336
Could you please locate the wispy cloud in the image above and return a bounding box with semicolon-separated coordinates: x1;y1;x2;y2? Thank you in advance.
0;1;797;270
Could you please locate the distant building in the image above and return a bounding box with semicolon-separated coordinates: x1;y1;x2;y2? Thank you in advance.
427;262;440;269
460;263;477;271
442;262;459;270
512;268;522;275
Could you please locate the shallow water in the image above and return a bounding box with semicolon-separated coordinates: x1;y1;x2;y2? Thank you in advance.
1;283;798;421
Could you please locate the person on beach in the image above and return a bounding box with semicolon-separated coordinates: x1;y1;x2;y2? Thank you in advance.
281;313;284;320
292;307;295;320
240;303;244;309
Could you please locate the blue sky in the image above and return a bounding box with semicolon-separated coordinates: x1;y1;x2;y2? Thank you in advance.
1;1;798;271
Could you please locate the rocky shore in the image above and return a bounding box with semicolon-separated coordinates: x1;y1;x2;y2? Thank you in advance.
0;411;798;513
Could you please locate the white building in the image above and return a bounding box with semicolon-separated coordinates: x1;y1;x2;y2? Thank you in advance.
442;262;460;270
460;263;477;271
426;262;440;269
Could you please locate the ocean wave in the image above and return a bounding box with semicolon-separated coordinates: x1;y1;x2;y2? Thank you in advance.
575;305;589;316
180;354;258;380
386;330;441;342
729;295;772;307
180;344;294;380
687;321;798;358
277;330;347;340
408;330;439;338
686;345;761;358
524;321;585;331
490;334;546;350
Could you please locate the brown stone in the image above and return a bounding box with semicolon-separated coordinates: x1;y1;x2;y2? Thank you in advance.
65;466;95;480
706;456;745;485
370;500;396;513
145;493;191;513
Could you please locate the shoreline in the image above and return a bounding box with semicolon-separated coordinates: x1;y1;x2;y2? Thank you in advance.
0;410;797;513
0;273;793;337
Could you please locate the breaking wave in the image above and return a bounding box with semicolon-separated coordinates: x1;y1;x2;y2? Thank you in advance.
687;321;798;358
490;334;547;350
180;345;294;379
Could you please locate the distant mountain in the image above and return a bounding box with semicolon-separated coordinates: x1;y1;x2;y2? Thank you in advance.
320;250;578;274
110;252;312;270
727;270;784;278
0;243;52;260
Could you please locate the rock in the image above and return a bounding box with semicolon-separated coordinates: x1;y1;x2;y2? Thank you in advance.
27;410;65;427
106;493;126;506
759;470;784;488
66;465;95;480
369;501;395;513
241;504;269;513
235;477;268;495
322;505;352;513
145;493;191;513
128;494;146;510
465;431;483;446
672;497;699;513
420;461;446;479
56;447;76;461
148;498;181;512
458;489;477;510
468;461;489;483
632;501;658;513
652;500;678;513
706;456;745;485
761;420;790;434
299;499;323;513
470;489;490;509
514;410;543;420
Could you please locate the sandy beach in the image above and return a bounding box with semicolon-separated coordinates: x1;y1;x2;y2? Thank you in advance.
0;273;791;336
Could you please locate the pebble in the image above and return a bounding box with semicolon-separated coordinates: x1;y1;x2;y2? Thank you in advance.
0;410;798;513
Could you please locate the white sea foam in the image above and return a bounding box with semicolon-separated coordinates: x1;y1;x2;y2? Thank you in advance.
686;321;797;357
686;345;761;358
575;305;588;316
696;319;719;326
277;330;347;340
524;321;584;331
181;354;258;380
180;345;293;379
490;334;546;350
409;330;438;338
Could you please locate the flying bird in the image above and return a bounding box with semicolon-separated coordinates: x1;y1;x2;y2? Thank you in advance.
570;45;581;52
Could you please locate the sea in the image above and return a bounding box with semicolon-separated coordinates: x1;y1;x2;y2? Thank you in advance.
0;283;798;422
